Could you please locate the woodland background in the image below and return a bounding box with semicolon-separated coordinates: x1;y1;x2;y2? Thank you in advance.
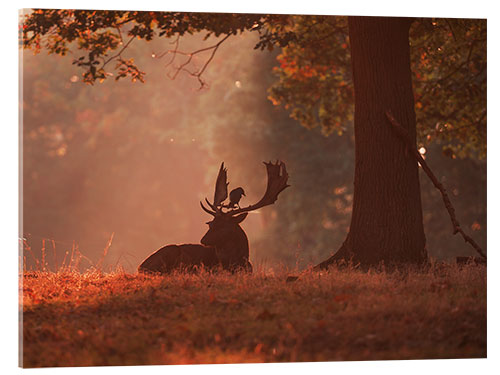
21;22;486;272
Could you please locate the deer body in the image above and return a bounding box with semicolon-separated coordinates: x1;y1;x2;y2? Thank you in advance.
138;214;252;273
137;161;289;274
137;244;219;273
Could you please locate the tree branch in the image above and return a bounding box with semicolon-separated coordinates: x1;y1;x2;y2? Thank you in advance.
385;110;486;259
101;35;136;70
445;19;457;42
156;35;180;67
414;39;478;85
154;33;232;89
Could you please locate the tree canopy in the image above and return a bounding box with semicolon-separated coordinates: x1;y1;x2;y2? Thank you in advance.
269;17;486;160
22;10;486;159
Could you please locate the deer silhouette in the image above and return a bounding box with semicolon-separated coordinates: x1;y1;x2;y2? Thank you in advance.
138;161;289;274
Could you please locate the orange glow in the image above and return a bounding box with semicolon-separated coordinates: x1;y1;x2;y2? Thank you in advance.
21;32;295;272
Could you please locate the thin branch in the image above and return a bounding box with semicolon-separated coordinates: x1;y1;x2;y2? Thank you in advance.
156;33;232;89
115;26;124;44
445;19;457;42
153;34;180;63
101;35;136;70
385;110;486;259
430;110;486;136
193;34;230;87
414;39;477;85
164;35;180;67
115;16;135;27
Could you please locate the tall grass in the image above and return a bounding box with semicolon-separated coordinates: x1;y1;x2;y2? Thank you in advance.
21;234;114;274
20;261;486;367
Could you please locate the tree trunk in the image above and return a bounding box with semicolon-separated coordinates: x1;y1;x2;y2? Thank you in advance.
317;16;427;268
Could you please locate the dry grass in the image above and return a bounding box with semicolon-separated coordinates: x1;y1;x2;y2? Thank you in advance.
20;263;486;368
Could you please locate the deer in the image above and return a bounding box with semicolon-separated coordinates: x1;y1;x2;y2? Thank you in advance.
137;161;289;274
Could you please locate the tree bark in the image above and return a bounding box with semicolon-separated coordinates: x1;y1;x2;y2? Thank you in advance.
316;16;427;268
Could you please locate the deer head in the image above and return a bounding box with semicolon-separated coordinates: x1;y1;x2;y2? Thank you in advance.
200;161;290;271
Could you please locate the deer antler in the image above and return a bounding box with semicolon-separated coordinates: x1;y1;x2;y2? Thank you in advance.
200;201;216;216
227;161;290;216
213;162;229;208
201;162;229;216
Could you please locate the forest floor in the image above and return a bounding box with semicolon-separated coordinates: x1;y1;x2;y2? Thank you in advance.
20;263;486;368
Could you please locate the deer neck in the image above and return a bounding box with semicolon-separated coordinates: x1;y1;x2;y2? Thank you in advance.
217;226;249;265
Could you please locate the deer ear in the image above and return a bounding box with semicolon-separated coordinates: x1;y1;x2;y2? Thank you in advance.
232;213;248;224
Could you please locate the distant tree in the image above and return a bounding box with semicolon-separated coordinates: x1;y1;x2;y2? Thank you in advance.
22;10;486;266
